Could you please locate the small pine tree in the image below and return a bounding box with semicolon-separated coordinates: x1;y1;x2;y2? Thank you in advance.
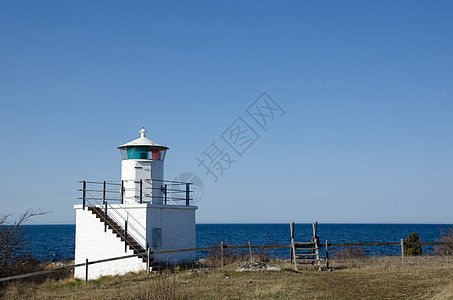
404;232;422;256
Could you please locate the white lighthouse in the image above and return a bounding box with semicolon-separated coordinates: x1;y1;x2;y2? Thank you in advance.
74;129;197;280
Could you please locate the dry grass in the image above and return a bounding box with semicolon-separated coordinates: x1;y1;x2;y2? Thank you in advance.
433;282;453;300
2;256;453;299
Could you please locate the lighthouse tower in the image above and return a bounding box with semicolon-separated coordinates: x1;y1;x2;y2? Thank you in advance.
118;128;168;205
74;129;197;280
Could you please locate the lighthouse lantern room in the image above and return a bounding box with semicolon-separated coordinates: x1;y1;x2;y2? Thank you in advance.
74;129;197;280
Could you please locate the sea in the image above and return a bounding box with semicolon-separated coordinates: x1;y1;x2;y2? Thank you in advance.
22;223;453;262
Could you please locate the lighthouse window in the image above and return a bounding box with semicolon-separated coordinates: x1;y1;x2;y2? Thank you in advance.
124;147;149;159
152;150;161;160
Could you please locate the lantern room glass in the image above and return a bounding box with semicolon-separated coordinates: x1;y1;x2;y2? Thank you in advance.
120;147;166;160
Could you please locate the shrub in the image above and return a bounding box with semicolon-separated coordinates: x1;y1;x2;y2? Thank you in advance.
404;232;422;256
434;227;453;256
0;255;72;289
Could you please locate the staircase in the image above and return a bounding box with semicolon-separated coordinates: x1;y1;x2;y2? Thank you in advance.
291;222;323;271
87;206;150;264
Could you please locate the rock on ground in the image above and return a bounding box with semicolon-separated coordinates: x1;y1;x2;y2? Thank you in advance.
236;262;282;272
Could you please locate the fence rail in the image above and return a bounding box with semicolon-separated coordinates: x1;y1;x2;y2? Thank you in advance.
2;241;453;283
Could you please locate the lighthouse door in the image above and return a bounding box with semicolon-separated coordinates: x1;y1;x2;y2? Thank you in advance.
135;161;152;202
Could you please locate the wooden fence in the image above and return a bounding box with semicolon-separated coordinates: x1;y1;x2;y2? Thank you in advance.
1;241;453;284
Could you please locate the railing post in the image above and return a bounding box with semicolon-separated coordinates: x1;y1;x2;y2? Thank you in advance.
85;258;88;285
103;181;106;205
140;179;143;204
121;180;124;204
185;183;190;206
125;220;128;253
82;181;86;210
104;201;107;232
164;184;167;205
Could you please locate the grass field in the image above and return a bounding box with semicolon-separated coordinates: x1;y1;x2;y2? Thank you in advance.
2;256;453;299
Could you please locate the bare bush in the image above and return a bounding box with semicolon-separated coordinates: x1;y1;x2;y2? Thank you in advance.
0;209;69;289
332;246;367;259
201;243;277;267
253;247;272;263
434;227;453;256
202;243;248;267
0;209;46;265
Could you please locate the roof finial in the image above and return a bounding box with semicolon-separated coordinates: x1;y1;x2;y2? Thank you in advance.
139;127;147;138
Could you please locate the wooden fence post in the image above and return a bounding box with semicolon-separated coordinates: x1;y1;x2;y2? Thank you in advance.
146;242;150;277
400;238;405;266
325;240;329;269
85;259;88;285
290;222;294;264
220;242;224;269
248;241;253;263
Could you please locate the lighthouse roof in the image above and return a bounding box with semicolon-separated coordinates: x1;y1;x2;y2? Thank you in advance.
117;128;169;150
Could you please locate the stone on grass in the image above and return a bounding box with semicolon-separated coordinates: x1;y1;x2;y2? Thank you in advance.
235;262;281;272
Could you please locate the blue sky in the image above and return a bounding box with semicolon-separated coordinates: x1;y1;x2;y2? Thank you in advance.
0;1;452;224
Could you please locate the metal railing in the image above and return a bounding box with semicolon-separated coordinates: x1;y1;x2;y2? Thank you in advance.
78;179;194;205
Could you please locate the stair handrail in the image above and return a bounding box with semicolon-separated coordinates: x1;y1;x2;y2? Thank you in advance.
78;181;148;247
85;182;147;243
83;182;147;258
84;181;147;236
84;194;147;261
